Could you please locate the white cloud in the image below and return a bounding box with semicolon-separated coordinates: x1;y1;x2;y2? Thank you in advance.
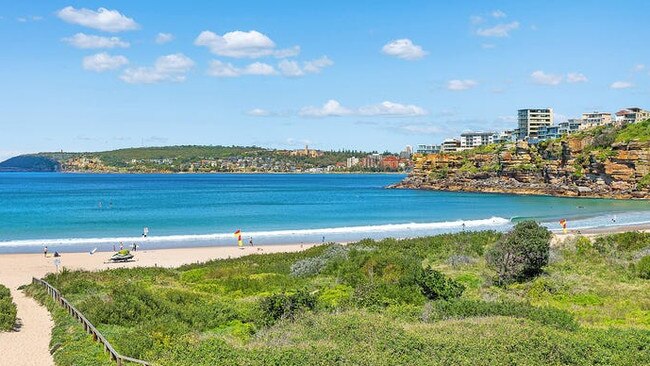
381;39;427;60
298;100;427;118
476;21;519;37
447;79;478;91
82;52;128;72
299;100;353;117
610;81;633;89
57;6;138;32
566;72;588;83
278;60;304;77
303;56;334;73
120;53;194;84
63;33;129;49
194;30;299;58
358;101;427;116
633;64;645;72
246;108;272;116
278;57;333;77
530;70;563;85
155;33;174;44
470;15;484;25
491;10;507;18
207;60;277;77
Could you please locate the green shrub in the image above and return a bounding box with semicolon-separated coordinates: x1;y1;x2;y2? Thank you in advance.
594;231;650;254
259;289;317;324
574;236;593;254
486;221;551;284
638;256;650;279
638;174;650;190
0;284;17;331
424;299;578;331
415;268;465;300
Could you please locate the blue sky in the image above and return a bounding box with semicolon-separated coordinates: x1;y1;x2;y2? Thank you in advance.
1;1;649;160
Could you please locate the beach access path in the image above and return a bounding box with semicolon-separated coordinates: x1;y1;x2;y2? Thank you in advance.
0;244;316;366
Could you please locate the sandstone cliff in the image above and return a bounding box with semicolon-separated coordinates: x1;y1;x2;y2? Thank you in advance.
393;122;650;199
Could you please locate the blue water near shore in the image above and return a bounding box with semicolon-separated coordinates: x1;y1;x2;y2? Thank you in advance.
1;173;649;253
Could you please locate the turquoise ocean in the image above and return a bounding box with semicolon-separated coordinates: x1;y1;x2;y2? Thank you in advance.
1;173;649;253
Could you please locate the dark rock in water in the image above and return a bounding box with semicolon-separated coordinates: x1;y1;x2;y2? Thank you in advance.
0;155;60;172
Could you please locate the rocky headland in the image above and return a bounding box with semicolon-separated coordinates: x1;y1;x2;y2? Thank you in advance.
392;121;650;199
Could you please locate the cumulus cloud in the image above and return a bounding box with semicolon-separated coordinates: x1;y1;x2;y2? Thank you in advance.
530;70;563;85
299;100;353;117
194;30;299;58
299;100;427;118
155;32;174;44
566;72;588;83
381;39;427;60
246;108;272;116
120;53;194;84
82;52;128;72
610;81;633;89
447;79;478;91
278;56;333;77
63;33;129;49
358;101;427;116
57;6;138;32
207;60;277;77
476;21;519;37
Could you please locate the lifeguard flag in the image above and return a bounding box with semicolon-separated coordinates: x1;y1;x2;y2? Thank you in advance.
559;219;567;233
234;229;243;247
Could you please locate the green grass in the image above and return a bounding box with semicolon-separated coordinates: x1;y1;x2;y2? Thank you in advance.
26;231;650;365
615;119;650;142
0;284;17;331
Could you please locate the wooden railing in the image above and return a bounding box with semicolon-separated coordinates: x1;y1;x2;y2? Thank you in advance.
32;277;150;366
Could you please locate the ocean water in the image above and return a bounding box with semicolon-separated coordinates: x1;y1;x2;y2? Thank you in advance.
0;173;649;253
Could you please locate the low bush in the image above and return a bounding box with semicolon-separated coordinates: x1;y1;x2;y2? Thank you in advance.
424;299;578;331
290;244;348;277
259;289;317;324
0;284;17;331
638;256;650;279
486;221;551;284
594;231;650;254
415;268;465;300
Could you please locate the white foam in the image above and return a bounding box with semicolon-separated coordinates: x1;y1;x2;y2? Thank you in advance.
0;217;511;248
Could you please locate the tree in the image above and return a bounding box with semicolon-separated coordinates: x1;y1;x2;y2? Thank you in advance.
486;221;551;284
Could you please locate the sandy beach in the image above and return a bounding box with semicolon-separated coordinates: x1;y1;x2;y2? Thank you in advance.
0;243;317;366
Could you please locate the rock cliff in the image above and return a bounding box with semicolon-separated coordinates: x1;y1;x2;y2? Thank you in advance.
392;122;650;199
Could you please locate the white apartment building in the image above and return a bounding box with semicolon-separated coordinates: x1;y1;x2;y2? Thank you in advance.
580;111;613;129
346;157;359;168
416;144;441;154
616;107;650;124
517;108;554;140
460;131;497;149
441;139;461;153
494;130;516;144
558;119;583;135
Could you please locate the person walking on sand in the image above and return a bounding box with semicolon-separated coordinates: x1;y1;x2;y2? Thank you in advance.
43;246;48;257
249;237;254;247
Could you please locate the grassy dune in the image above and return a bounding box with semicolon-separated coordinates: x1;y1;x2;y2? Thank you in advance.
27;230;650;365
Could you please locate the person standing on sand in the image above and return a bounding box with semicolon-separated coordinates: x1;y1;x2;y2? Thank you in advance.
119;242;124;251
249;237;254;247
43;246;48;257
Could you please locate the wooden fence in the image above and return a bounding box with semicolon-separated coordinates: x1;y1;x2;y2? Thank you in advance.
32;277;150;366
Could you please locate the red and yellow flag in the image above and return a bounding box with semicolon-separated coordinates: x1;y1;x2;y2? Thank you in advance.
234;230;243;247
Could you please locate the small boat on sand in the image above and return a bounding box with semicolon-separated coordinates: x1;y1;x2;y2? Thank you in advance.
109;249;134;262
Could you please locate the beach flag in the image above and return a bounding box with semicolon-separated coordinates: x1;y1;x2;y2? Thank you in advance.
559;219;567;234
234;229;243;247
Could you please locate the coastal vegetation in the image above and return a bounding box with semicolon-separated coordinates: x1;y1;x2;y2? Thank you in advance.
1;145;407;173
0;284;17;331
25;225;650;365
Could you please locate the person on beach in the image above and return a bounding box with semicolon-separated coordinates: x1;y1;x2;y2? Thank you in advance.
43;246;48;257
119;242;124;251
132;243;137;251
249;237;254;247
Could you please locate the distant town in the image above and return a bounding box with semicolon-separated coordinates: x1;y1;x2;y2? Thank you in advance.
416;107;650;154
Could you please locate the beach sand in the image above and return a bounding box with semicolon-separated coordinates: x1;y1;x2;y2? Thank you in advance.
0;243;316;366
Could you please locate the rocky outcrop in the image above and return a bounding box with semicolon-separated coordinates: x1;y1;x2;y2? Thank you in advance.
392;137;650;199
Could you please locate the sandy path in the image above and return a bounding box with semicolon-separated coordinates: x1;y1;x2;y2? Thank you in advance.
0;244;315;366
